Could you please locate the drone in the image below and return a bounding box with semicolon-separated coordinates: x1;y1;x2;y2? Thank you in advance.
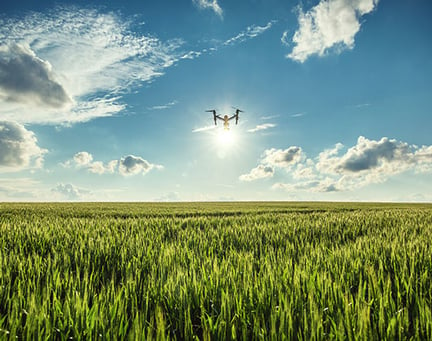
206;108;243;130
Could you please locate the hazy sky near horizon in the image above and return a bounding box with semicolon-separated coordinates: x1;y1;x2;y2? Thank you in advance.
0;0;431;202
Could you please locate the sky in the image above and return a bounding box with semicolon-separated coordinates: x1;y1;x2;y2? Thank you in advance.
0;0;431;202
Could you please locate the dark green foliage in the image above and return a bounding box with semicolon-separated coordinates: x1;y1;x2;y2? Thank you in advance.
0;202;431;339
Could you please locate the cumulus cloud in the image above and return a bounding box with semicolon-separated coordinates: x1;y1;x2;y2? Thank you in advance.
52;183;90;200
247;123;276;133
262;147;303;168
0;7;182;124
288;0;379;62
415;146;432;173
119;155;162;176
0;121;47;171
63;151;114;174
270;136;432;193
86;160;118;175
0;43;72;108
239;165;274;182
317;137;412;175
239;146;302;182
65;151;161;176
293;160;316;180
193;0;223;18
73;151;93;166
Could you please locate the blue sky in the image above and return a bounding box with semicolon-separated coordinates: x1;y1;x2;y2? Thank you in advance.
0;0;431;202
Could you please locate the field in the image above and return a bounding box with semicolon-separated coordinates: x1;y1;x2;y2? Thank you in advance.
1;202;431;340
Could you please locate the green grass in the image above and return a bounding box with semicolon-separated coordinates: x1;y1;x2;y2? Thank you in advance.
0;202;431;340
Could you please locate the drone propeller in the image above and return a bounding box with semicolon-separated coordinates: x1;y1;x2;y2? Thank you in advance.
206;109;217;125
231;106;244;114
230;107;243;125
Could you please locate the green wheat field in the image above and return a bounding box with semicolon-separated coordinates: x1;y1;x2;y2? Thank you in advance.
1;202;431;340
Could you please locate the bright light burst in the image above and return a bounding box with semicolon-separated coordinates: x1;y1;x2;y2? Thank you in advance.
216;129;236;147
212;129;238;159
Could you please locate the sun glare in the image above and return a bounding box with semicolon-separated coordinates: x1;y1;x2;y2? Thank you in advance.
216;129;236;147
213;129;238;159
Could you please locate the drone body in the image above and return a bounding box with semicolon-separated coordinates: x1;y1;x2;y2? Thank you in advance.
206;108;243;130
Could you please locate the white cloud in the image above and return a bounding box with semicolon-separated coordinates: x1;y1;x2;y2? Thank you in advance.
52;183;90;200
0;8;275;125
271;136;432;193
86;161;111;175
180;51;202;60
0;43;72;108
314;142;344;174
64;151;117;174
193;0;223;18
0;121;47;171
274;177;338;193
247;123;276;133
65;151;161;176
177;20;276;64
261;114;280;120
73;151;93;166
317;136;412;176
148;100;178;111
262;147;303;168
293;160;316;179
288;0;379;62
415;146;432;173
239;146;303;182
224;21;276;46
281;31;290;46
291;112;305;118
239;165;274;182
192;125;217;133
119;155;161;176
414;145;432;162
105;160;120;174
0;7;182;124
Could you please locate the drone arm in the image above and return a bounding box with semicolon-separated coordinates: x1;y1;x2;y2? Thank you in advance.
234;109;243;124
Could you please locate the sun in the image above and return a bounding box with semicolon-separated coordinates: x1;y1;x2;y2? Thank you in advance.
212;129;238;159
216;129;236;147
